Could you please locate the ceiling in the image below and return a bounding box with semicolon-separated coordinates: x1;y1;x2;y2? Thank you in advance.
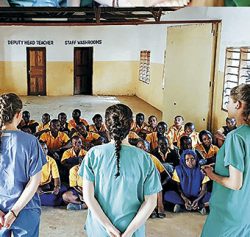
0;6;186;25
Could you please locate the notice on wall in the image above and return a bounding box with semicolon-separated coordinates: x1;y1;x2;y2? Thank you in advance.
64;40;102;45
8;40;54;45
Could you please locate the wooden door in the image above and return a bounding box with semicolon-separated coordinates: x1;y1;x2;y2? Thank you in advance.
74;47;93;95
162;23;218;131
27;47;46;96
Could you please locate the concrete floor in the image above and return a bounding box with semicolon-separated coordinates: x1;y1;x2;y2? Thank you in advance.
21;95;206;237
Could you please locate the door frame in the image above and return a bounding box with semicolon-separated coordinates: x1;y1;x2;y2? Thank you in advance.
26;47;46;96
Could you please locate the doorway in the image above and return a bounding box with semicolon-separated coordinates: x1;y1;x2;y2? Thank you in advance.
74;47;93;95
27;47;46;96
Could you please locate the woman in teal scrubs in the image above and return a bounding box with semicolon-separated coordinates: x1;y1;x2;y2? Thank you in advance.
225;0;250;6
201;84;250;237
79;104;162;237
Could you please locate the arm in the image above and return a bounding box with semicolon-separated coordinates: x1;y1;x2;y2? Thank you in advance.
83;179;121;237
121;193;157;237
53;178;61;195
177;183;191;210
203;165;243;190
191;183;207;209
3;172;42;228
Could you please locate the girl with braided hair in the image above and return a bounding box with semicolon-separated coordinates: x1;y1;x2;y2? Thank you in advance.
202;84;250;237
0;93;46;237
79;104;162;237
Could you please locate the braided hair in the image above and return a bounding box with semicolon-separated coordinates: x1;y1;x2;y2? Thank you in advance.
230;84;250;124
105;104;133;178
0;93;23;154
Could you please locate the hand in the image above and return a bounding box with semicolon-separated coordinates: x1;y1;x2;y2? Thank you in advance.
191;199;199;210
0;210;5;230
53;186;60;195
3;211;16;229
37;187;43;194
105;223;121;237
202;165;214;179
184;198;192;211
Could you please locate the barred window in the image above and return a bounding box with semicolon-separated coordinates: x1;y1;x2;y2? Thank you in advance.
139;50;150;84
222;47;250;111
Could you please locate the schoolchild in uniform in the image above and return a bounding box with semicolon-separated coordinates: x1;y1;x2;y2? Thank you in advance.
167;115;185;146
69;109;89;131
146;121;170;152
214;117;237;147
36;113;51;138
72;122;102;150
147;115;158;133
18;110;39;134
0;93;46;237
195;130;219;165
131;113;149;139
177;122;200;148
38;141;66;206
89;114;110;143
164;149;210;215
58;112;73;135
62;157;87;211
39;119;71;161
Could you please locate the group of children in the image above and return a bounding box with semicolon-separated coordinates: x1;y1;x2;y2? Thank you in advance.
17;108;237;217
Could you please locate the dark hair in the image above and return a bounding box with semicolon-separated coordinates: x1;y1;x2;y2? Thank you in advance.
180;135;192;149
136;113;144;118
230;84;250;124
0;93;23;154
105;104;133;178
184;122;195;130
92;114;102;121
198;130;213;144
174;115;184;121
58;112;66;117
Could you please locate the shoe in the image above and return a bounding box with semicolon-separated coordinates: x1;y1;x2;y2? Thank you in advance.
150;211;158;219
157;212;166;218
67;203;82;210
173;204;181;213
199;207;207;215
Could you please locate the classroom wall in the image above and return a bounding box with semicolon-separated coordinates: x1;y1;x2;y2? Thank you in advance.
0;25;142;96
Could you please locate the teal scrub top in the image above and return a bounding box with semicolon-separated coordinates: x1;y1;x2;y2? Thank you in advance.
202;125;250;237
225;0;250;6
79;143;162;237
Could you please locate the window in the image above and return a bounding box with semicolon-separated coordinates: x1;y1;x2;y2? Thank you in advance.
139;50;150;84
222;47;250;111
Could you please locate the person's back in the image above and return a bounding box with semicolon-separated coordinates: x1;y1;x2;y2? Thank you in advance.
81;143;160;235
0;130;44;212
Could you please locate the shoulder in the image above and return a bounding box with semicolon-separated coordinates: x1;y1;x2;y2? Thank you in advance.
227;125;250;140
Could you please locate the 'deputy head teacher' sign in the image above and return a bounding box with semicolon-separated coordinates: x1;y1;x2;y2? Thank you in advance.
7;40;102;45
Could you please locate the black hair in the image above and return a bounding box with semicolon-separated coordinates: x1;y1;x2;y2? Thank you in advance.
0;93;23;154
92;114;102;121
180;135;192;149
58;112;66;117
43;113;50;117
105;104;133;178
73;109;81;115
71;135;81;142
184;122;195;130
198;130;213;144
136;113;144;118
50;119;59;124
174;115;184;121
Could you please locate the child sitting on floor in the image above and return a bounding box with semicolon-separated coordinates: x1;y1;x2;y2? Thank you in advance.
195;130;219;165
38;141;67;206
62;157;87;210
164;149;210;215
36;113;51;138
167;115;185;146
88;114;110;143
131;113;149;139
147;115;158;133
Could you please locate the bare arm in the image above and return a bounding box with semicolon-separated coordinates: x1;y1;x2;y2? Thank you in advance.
4;171;42;228
83;179;121;237
67;0;80;6
203;165;243;190
121;193;157;237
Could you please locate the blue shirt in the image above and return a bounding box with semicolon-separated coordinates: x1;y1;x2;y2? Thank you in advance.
79;143;162;237
0;130;47;213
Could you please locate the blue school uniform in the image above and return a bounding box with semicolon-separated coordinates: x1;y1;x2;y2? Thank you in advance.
79;143;162;237
0;130;46;237
201;125;250;237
